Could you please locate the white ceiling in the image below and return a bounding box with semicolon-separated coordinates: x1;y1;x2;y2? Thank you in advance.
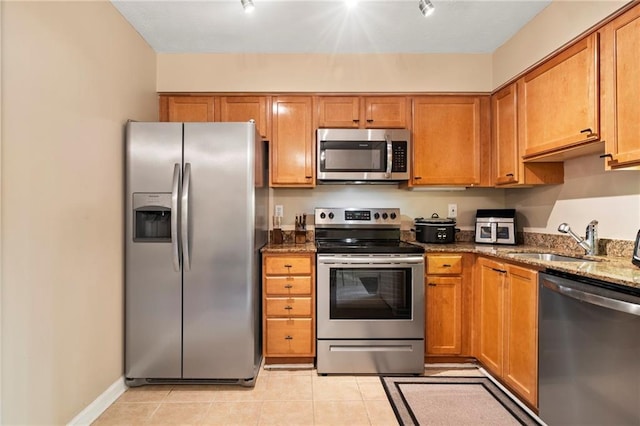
111;0;551;54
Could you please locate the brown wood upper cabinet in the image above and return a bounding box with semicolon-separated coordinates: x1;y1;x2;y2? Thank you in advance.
271;96;315;187
160;95;217;122
219;96;270;140
317;96;408;129
492;84;564;186
412;95;490;186
518;33;600;161
600;4;640;169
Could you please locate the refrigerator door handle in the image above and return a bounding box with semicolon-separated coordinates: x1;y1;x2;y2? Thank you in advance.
171;163;181;272
182;162;192;271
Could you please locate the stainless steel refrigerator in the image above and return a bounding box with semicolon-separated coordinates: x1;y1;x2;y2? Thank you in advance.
125;122;268;386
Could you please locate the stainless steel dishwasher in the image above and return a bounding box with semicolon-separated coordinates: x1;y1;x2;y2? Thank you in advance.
539;271;640;425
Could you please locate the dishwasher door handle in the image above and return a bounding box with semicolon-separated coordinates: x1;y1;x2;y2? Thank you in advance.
543;279;640;317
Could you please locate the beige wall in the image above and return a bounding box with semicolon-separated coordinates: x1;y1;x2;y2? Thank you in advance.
157;53;493;92
1;1;156;424
492;0;630;88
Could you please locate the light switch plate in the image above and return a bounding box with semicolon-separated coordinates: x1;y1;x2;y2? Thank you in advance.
447;204;458;218
275;205;284;217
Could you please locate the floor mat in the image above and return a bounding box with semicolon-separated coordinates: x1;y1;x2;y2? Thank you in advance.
380;375;540;426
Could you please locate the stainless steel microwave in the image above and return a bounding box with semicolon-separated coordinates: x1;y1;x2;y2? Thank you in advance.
316;129;410;183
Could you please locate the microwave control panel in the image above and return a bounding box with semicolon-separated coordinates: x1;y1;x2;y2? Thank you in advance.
391;142;407;172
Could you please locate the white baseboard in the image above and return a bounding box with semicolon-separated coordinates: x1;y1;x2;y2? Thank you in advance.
67;376;127;426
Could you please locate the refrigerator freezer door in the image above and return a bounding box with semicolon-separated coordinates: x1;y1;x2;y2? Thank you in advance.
182;123;261;379
125;122;183;380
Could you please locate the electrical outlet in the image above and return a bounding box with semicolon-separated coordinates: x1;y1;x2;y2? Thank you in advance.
447;204;458;218
275;205;284;217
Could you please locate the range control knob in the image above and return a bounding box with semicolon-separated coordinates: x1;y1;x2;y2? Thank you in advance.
390;212;397;220
374;212;380;220
382;213;388;220
328;212;335;219
320;212;326;219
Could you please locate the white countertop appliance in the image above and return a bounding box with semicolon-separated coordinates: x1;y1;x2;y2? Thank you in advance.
475;209;517;245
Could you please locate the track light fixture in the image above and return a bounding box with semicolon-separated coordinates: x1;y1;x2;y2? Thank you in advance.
418;0;435;17
241;0;255;13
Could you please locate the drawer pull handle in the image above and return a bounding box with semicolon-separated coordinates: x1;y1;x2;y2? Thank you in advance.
442;264;452;268
285;335;293;340
492;267;507;274
284;284;293;289
284;306;293;310
352;119;359;123
506;173;514;177
284;264;292;268
580;128;596;138
367;119;373;123
428;283;437;286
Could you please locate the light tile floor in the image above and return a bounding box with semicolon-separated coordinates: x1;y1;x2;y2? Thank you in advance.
93;366;405;425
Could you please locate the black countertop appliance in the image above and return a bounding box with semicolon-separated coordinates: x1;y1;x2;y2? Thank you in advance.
414;214;458;244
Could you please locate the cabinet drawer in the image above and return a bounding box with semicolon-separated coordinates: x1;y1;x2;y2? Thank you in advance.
427;255;463;274
265;276;312;295
264;256;312;275
265;297;312;317
265;318;313;355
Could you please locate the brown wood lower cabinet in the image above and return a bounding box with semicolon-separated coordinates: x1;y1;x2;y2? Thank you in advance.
425;254;473;357
262;253;315;362
474;256;539;408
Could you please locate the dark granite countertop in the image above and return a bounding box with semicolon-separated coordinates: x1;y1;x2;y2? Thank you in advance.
412;241;640;290
261;242;317;253
260;240;640;289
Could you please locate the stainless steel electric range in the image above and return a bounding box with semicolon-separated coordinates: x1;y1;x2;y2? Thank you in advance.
314;207;425;375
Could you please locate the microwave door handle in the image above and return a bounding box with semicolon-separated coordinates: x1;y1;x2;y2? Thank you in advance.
491;223;497;243
385;134;392;178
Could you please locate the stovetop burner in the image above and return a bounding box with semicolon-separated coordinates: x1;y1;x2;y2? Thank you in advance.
316;240;424;254
314;207;424;255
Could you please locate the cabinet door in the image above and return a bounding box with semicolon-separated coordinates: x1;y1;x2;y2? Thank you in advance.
504;265;538;407
600;4;640;168
271;96;314;187
161;96;216;122
492;84;519;185
518;34;599;159
412;96;487;185
317;96;360;128
364;97;408;128
426;276;462;355
219;96;270;140
475;257;505;376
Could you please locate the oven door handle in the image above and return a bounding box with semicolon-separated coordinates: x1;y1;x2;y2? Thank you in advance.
318;256;424;265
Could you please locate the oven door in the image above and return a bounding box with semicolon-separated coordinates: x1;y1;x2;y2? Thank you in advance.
317;254;424;339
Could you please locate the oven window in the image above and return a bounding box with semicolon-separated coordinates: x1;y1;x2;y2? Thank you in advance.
329;268;412;319
496;226;511;239
320;141;386;172
479;226;493;239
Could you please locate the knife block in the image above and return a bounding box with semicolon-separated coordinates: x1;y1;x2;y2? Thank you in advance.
294;231;306;244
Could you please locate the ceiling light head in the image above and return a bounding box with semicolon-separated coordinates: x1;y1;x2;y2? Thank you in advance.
241;0;255;14
419;0;435;17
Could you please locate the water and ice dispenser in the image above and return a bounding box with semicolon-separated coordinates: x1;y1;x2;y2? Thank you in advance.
133;193;172;242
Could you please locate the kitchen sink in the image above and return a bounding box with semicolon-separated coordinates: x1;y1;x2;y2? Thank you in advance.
507;253;600;263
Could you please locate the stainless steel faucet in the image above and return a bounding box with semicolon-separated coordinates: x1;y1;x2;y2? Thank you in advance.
558;220;598;255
